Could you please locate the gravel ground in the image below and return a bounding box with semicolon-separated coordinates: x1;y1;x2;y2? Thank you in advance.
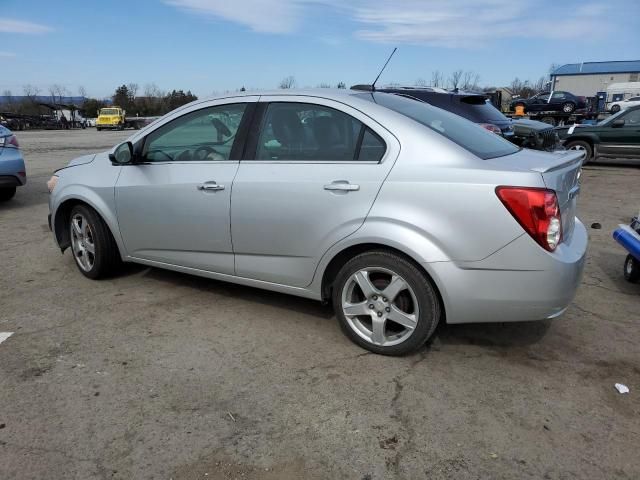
0;129;639;480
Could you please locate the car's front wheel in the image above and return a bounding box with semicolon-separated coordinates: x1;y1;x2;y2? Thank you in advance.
562;102;576;113
69;205;120;279
0;187;16;201
624;254;640;283
332;251;441;356
610;104;621;114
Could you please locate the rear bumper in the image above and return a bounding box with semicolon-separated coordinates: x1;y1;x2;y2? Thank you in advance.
427;219;588;324
0;150;27;186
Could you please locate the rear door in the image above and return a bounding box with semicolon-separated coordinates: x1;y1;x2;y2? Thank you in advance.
230;96;400;287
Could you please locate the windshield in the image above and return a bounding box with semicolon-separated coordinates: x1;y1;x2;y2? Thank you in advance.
598;108;627;126
362;93;520;159
100;108;119;115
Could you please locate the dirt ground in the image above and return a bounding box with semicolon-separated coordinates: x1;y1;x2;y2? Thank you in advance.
1;129;639;480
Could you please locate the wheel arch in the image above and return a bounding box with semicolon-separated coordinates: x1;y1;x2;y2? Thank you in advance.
53;194;124;259
318;242;446;321
565;135;599;147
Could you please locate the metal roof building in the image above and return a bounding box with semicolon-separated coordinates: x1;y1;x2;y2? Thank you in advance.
550;61;640;97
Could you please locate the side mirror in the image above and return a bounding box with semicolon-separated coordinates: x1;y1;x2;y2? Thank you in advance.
109;141;134;164
612;119;625;128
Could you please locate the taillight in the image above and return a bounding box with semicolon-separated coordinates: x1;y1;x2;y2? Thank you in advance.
0;134;19;148
479;123;502;135
496;186;563;252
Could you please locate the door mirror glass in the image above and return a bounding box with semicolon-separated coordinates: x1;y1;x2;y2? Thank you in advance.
612;119;625;128
110;141;134;164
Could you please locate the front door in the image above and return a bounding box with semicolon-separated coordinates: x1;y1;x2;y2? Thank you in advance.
598;108;640;158
115;100;255;274
230;97;399;287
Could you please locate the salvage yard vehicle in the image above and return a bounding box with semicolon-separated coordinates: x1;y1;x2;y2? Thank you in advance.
511;91;587;115
614;217;640;283
609;96;640;114
556;105;640;162
47;90;587;355
369;86;559;151
96;107;146;131
0;125;26;201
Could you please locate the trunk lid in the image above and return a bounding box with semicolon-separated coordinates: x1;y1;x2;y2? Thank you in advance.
488;149;584;241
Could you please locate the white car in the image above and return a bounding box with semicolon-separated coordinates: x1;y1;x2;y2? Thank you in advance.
609;96;640;113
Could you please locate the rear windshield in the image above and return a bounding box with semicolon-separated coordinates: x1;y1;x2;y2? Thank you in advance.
362;93;519;159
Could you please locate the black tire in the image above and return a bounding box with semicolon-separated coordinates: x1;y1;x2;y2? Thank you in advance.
610;104;621;114
562;102;576;113
0;187;16;201
68;204;121;279
332;250;441;356
624;254;640;283
565;140;593;163
540;116;557;126
97;127;102;131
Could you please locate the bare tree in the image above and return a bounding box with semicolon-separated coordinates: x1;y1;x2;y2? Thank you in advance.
448;70;463;90
336;82;346;89
279;76;296;89
49;84;67;105
127;83;139;100
317;82;332;88
461;71;480;91
78;85;87;98
23;84;40;100
2;90;14;111
431;70;444;88
415;78;428;87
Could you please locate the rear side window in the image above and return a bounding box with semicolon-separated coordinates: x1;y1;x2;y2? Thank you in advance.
363;93;519;159
255;103;386;162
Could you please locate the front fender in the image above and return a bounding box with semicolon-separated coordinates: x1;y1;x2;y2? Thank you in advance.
51;184;126;259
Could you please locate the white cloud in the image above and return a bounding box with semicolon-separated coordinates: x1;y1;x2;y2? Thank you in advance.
0;52;17;58
165;0;612;46
0;18;53;34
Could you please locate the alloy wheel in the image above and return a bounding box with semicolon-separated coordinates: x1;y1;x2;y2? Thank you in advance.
341;267;419;347
70;213;96;272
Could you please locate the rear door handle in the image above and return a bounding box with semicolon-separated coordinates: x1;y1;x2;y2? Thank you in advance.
324;181;360;192
197;182;225;191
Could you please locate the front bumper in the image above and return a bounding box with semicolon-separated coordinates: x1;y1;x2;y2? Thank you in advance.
427;219;588;324
96;124;121;129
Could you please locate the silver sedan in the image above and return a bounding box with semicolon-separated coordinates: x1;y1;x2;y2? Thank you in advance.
47;90;587;355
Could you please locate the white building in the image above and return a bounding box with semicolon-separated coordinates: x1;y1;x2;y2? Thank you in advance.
550;60;640;97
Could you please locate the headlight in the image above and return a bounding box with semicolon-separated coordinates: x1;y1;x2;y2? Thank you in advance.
47;175;59;193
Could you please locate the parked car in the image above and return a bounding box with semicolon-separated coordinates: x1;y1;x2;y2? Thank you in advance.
371;86;559;151
0;125;26;201
511;91;587;114
47;90;587;355
556;105;640;162
609;96;640;113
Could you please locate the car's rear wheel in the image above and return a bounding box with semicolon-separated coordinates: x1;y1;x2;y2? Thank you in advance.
69;205;120;279
332;251;441;356
562;102;576;113
0;187;16;201
565;140;593;163
610;104;621;114
540;116;556;126
624;254;640;283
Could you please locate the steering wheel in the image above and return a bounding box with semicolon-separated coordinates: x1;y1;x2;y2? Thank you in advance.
193;145;223;161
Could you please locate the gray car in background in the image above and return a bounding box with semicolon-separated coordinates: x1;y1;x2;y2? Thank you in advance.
47;90;587;355
0;125;27;201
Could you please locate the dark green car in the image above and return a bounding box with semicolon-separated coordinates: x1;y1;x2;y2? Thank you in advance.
556;105;640;163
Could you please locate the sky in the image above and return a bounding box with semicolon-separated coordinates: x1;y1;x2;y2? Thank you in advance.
0;0;638;99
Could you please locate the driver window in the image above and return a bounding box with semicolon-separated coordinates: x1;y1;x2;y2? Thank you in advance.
143;103;247;162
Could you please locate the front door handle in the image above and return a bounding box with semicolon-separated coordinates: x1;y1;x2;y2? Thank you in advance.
324;181;360;192
197;182;225;191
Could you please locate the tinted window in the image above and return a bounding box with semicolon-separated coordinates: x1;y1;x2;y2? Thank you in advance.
362;93;519;159
551;92;565;99
256;103;385;161
143;103;247;162
621;109;640;124
628;97;640;102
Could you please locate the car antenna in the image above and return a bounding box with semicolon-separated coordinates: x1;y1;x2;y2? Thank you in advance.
371;47;397;91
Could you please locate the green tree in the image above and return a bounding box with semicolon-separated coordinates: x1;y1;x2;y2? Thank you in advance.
112;84;134;111
81;98;107;118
